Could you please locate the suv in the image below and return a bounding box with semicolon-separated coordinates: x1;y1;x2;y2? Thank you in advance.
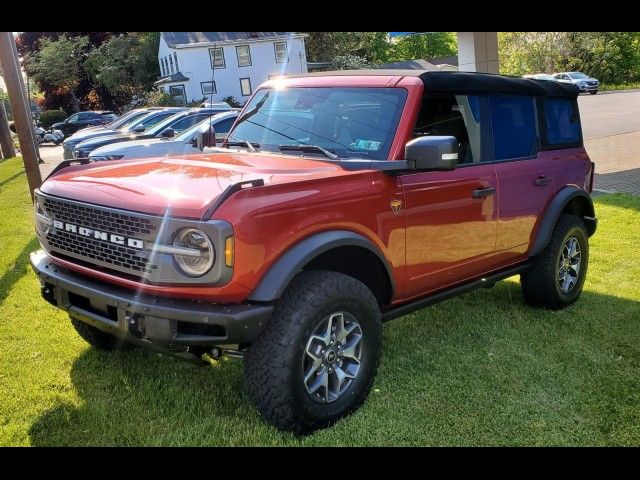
51;111;116;136
30;71;596;434
553;72;599;94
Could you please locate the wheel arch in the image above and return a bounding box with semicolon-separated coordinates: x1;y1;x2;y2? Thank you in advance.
247;230;395;305
529;186;597;257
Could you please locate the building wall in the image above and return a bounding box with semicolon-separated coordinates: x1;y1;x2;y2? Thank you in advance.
158;34;308;104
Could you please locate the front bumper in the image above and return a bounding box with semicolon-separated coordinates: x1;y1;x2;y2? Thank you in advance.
30;250;273;363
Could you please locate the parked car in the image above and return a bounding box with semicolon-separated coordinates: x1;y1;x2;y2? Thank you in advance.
88;111;239;162
72;107;235;158
62;108;185;160
31;70;596;434
553;72;599;94
523;73;557;81
51;111;117;136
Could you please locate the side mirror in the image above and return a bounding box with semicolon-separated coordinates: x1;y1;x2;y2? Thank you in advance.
160;127;175;138
405;136;458;171
132;124;145;133
195;125;216;151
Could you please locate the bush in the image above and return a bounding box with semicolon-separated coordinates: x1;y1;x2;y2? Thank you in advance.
39;109;67;129
144;90;179;107
187;97;207;107
223;96;243;108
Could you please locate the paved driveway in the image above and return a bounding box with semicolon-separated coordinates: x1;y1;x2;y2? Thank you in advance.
579;91;640;194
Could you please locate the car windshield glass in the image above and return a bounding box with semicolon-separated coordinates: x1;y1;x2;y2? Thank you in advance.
145;112;190;136
124;111;178;132
569;72;589;79
175;116;224;141
226;87;408;160
111;110;148;129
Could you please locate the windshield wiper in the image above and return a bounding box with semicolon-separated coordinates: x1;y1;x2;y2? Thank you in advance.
225;141;260;152
278;144;339;160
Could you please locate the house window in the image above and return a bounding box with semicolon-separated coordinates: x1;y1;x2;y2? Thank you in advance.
163;58;168;75
209;47;225;69
174;52;179;71
169;55;174;74
274;42;288;63
201;81;216;95
159;60;165;76
236;45;252;67
169;85;187;106
239;78;252;96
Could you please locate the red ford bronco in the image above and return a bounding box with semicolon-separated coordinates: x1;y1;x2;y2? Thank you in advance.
30;71;597;433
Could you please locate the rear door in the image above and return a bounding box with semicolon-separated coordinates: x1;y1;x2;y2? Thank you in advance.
400;94;499;298
489;95;556;258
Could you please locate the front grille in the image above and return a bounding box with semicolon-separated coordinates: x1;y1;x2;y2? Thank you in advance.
40;196;160;276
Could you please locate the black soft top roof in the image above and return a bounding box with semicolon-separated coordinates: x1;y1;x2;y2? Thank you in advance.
302;70;579;98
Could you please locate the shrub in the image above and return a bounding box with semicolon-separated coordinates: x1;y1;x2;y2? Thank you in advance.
223;96;243;108
144;90;179;107
39;109;67;129
187;97;207;107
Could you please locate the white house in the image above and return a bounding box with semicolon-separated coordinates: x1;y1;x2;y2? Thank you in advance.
155;32;308;105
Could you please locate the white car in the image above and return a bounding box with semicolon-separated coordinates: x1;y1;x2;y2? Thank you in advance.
88;111;238;162
553;72;599;94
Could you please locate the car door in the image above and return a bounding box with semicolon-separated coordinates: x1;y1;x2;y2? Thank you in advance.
400;94;499;299
63;113;81;135
488;95;557;258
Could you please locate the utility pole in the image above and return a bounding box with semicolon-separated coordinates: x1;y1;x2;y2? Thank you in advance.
0;31;42;200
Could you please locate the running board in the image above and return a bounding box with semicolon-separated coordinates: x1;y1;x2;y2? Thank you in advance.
382;262;532;322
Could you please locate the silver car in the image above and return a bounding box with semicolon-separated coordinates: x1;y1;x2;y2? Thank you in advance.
553;72;599;94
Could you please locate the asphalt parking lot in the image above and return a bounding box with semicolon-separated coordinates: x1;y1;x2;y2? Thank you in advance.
35;90;640;194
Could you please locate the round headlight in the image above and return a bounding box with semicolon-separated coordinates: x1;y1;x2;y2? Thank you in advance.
172;228;215;277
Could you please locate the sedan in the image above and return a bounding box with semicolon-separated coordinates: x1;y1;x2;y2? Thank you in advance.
89;111;239;161
73;107;236;159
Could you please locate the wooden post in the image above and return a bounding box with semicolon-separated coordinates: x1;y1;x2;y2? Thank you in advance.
0;31;42;200
0;99;16;158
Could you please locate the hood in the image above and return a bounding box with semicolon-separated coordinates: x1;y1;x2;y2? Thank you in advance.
40;152;359;219
89;138;177;158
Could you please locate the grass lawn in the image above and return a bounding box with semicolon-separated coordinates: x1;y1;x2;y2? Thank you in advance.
1;156;639;446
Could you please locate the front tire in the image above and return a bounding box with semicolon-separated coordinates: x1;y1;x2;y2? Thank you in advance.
590;90;598;95
521;214;589;309
244;270;382;434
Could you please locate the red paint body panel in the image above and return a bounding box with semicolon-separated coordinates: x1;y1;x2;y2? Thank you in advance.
39;74;593;307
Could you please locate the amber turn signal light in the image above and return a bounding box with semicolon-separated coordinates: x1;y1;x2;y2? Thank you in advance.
225;236;234;267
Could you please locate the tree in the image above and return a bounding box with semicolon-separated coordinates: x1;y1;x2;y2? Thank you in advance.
331;54;375;70
26;35;89;111
386;32;457;63
84;33;160;107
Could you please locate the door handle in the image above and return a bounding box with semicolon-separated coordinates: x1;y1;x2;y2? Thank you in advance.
533;175;551;186
471;186;496;198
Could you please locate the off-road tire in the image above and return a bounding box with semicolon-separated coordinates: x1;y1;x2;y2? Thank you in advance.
521;213;589;309
244;270;383;434
70;316;132;351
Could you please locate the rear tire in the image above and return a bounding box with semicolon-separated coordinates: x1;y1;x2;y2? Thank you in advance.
70;316;132;351
521;214;589;309
244;270;382;434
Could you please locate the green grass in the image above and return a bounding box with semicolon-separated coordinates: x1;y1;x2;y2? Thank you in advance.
600;82;640;92
1;156;639;446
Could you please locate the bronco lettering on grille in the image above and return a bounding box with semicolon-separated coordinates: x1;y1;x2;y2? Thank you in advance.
52;220;144;249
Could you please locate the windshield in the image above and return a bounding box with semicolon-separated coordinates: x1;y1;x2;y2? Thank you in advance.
123;111;178;133
226;87;408;160
569;72;589;79
111;110;149;129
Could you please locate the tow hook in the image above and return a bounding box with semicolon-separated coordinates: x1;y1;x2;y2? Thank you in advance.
201;346;245;365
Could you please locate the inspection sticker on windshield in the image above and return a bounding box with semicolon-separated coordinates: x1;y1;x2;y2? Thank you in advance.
353;139;381;151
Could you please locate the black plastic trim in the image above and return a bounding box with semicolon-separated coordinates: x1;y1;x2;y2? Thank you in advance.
248;230;395;303
201;179;265;220
529;186;596;257
44;157;94;181
382;262;531;322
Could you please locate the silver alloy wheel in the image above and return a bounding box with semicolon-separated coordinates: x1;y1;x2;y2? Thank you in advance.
302;311;363;403
558;236;582;293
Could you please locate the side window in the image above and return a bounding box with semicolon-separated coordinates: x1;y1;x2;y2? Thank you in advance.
544;98;581;146
213;117;235;134
413;94;483;164
488;95;538;160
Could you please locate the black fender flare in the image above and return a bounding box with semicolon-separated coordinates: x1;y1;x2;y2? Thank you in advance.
247;230;395;303
529;186;597;257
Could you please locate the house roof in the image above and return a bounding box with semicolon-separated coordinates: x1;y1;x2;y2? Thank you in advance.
161;32;297;48
154;72;190;86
